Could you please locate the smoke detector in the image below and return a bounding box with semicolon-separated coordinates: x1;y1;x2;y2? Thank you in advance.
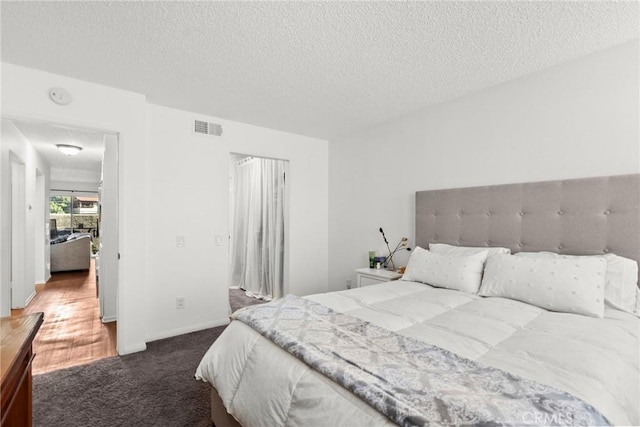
49;87;72;105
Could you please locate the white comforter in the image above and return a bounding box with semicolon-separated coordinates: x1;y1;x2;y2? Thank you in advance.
196;281;640;426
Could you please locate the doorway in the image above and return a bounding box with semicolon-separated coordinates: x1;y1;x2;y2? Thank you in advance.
228;154;289;301
4;117;119;372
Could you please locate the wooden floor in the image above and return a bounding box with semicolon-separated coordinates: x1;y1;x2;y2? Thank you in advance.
11;259;117;375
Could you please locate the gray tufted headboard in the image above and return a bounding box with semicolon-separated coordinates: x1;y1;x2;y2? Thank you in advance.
416;174;640;285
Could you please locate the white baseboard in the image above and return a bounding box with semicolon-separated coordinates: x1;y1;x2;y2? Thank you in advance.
35;274;51;286
145;318;230;343
101;315;117;323
119;343;147;355
25;291;37;306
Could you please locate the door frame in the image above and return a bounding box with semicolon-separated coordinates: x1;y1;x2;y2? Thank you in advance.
10;153;26;308
2;114;121;351
34;169;47;285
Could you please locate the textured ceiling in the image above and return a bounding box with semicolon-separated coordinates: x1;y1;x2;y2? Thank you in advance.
10;119;105;184
1;1;638;139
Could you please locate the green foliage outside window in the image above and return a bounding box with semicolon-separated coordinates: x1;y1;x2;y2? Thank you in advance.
50;196;71;214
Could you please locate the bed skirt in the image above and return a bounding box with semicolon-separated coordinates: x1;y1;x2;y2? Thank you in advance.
210;388;241;427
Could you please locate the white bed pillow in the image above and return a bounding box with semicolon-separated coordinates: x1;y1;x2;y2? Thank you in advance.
429;243;510;259
515;252;639;313
402;246;487;293
480;254;607;318
602;254;638;313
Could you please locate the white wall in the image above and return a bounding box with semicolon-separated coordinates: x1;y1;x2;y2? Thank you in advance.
34;170;48;284
144;104;328;340
1;62;148;354
1;62;329;349
328;39;640;292
0;119;51;313
100;134;118;322
50;179;100;193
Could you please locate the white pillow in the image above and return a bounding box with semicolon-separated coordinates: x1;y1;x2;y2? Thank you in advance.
515;252;639;313
602;254;638;313
480;254;607;318
429;243;510;259
402;246;488;294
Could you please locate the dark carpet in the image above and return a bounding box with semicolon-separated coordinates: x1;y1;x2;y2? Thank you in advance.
33;325;226;427
229;288;267;313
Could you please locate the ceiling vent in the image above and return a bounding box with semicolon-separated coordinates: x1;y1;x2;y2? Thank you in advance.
194;120;223;137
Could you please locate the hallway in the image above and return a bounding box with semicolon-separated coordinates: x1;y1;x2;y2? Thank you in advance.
11;259;116;375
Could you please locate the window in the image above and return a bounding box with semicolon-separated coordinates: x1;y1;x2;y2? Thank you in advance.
50;193;99;239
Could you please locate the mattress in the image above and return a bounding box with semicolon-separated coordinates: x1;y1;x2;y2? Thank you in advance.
196;281;640;426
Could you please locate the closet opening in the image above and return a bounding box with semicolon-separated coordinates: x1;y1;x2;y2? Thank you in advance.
228;153;289;311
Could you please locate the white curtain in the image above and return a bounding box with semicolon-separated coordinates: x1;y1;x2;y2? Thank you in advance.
230;157;286;300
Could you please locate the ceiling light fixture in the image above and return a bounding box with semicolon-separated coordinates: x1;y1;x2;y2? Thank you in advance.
56;144;83;156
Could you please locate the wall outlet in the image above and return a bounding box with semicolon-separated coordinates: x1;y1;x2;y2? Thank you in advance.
176;297;185;310
346;279;352;289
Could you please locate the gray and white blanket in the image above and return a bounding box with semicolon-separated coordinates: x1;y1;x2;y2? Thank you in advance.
233;294;609;427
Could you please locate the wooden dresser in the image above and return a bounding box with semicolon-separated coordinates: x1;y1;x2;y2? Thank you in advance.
1;312;43;427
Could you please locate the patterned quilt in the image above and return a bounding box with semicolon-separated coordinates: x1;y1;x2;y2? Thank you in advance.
233;294;609;427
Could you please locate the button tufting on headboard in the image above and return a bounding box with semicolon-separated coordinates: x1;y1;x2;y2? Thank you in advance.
416;174;640;286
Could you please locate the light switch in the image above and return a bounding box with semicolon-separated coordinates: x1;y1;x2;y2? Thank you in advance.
215;235;223;246
176;235;185;248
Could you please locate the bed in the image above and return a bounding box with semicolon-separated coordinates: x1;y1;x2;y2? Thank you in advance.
196;174;640;426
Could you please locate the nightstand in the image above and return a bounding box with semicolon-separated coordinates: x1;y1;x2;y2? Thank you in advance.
355;268;402;287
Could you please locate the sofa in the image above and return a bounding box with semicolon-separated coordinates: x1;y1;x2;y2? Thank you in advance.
50;233;92;273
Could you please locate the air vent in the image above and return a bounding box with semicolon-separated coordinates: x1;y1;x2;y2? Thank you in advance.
194;120;223;137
